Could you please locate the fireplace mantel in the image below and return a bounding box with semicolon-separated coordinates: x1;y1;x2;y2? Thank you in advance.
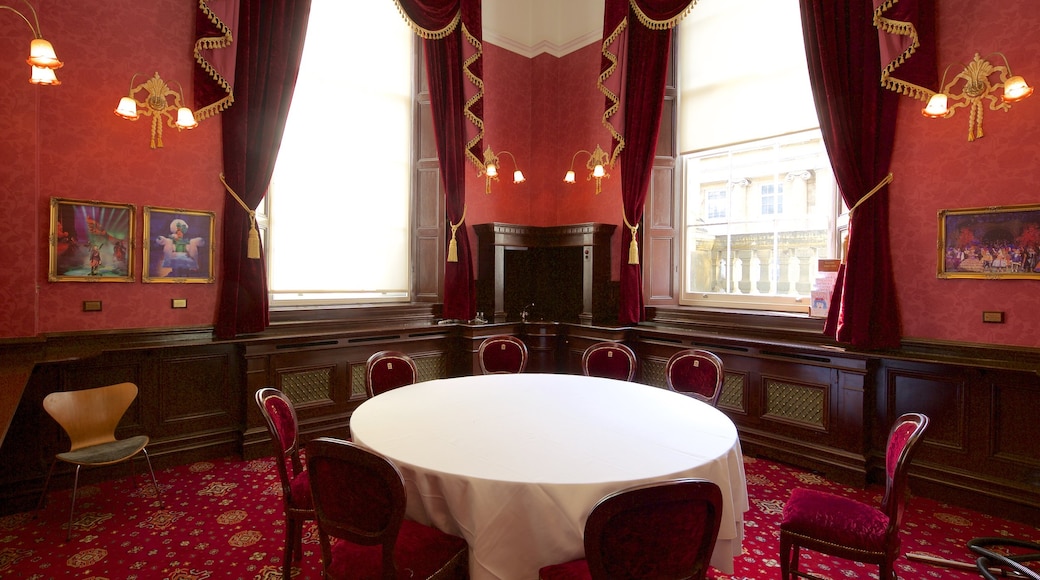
474;222;617;324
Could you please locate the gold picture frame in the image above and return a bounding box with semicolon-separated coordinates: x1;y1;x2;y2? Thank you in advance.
49;198;134;282
143;206;216;283
938;203;1040;279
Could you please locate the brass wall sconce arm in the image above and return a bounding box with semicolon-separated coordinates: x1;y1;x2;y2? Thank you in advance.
921;52;1033;141
478;146;525;194
1;1;62;85
564;144;610;194
114;72;198;149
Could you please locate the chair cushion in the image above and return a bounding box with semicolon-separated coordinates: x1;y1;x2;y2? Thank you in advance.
288;469;312;510
326;519;466;579
538;558;591;580
781;487;890;553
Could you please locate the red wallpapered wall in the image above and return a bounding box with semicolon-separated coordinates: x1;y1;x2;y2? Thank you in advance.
887;1;1040;347
1;0;1037;348
0;1;224;338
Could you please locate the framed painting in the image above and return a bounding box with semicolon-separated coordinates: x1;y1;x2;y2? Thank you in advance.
938;203;1040;279
49;198;134;282
143;206;215;283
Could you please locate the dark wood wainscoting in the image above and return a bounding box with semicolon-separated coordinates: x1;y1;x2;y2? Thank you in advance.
1;308;1037;525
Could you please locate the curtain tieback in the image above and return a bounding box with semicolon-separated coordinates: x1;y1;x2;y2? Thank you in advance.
848;173;893;216
623;213;640;265
447;205;467;263
219;173;260;259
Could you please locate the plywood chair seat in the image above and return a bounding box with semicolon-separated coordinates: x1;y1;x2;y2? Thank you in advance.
56;434;150;465
36;382;162;542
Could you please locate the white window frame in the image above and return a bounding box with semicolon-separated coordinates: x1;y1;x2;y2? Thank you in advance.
264;1;416;307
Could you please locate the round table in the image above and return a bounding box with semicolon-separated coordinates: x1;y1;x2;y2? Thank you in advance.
349;373;748;580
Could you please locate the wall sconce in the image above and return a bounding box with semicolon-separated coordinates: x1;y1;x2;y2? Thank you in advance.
921;52;1033;141
1;1;63;85
478;146;525;194
564;144;610;194
114;72;198;149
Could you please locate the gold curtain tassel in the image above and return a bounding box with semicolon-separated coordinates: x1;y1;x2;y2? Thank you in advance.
447;205;467;264
219;172;261;260
447;237;458;262
623;213;640;265
247;222;261;259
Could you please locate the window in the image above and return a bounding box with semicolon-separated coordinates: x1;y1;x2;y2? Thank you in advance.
263;2;415;305
677;0;847;313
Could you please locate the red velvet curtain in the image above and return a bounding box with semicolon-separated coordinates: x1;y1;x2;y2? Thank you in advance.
395;0;483;320
215;0;312;339
602;0;695;324
799;0;934;349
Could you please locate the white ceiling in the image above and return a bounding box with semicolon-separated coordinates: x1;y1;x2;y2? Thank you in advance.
482;0;604;58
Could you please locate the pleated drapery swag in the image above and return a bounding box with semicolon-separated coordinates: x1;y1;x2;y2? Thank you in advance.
192;0;236;123
800;0;935;350
212;0;312;339
601;0;697;325
394;0;484;321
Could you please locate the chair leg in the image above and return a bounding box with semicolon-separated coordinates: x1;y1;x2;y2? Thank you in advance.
141;448;164;508
66;464;82;542
34;459;58;517
283;516;297;579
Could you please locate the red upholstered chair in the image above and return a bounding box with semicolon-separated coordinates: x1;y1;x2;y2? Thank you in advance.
665;349;725;407
779;413;930;579
538;478;724;580
478;335;529;374
581;342;637;382
365;350;418;398
306;437;468;579
255;387;315;579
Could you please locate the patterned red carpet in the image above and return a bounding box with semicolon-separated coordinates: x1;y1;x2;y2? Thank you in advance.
1;454;1036;579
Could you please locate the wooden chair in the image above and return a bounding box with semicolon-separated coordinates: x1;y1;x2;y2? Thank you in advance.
36;382;163;541
478;335;529;374
365;350;418;398
306;437;468;579
665;349;725;407
581;342;637;382
255;387;315;579
779;413;930;579
538;478;724;579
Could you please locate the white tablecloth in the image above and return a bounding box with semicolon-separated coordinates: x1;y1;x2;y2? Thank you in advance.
349;373;748;580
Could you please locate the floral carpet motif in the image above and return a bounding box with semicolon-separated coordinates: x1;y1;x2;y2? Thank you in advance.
0;455;1035;578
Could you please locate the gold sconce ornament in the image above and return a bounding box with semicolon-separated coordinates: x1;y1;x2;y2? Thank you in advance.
1;1;63;85
564;145;610;194
478;146;525;194
114;72;198;149
922;52;1033;141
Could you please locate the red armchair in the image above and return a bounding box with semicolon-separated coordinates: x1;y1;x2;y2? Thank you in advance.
665;349;725;407
365;350;418;398
478;335;529;374
538;478;724;579
306;437;468;579
779;412;929;579
581;342;637;382
255;387;315;578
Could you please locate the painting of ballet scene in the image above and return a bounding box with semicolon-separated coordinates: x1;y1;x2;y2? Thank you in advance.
938;203;1040;279
49;198;134;282
143;206;215;283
